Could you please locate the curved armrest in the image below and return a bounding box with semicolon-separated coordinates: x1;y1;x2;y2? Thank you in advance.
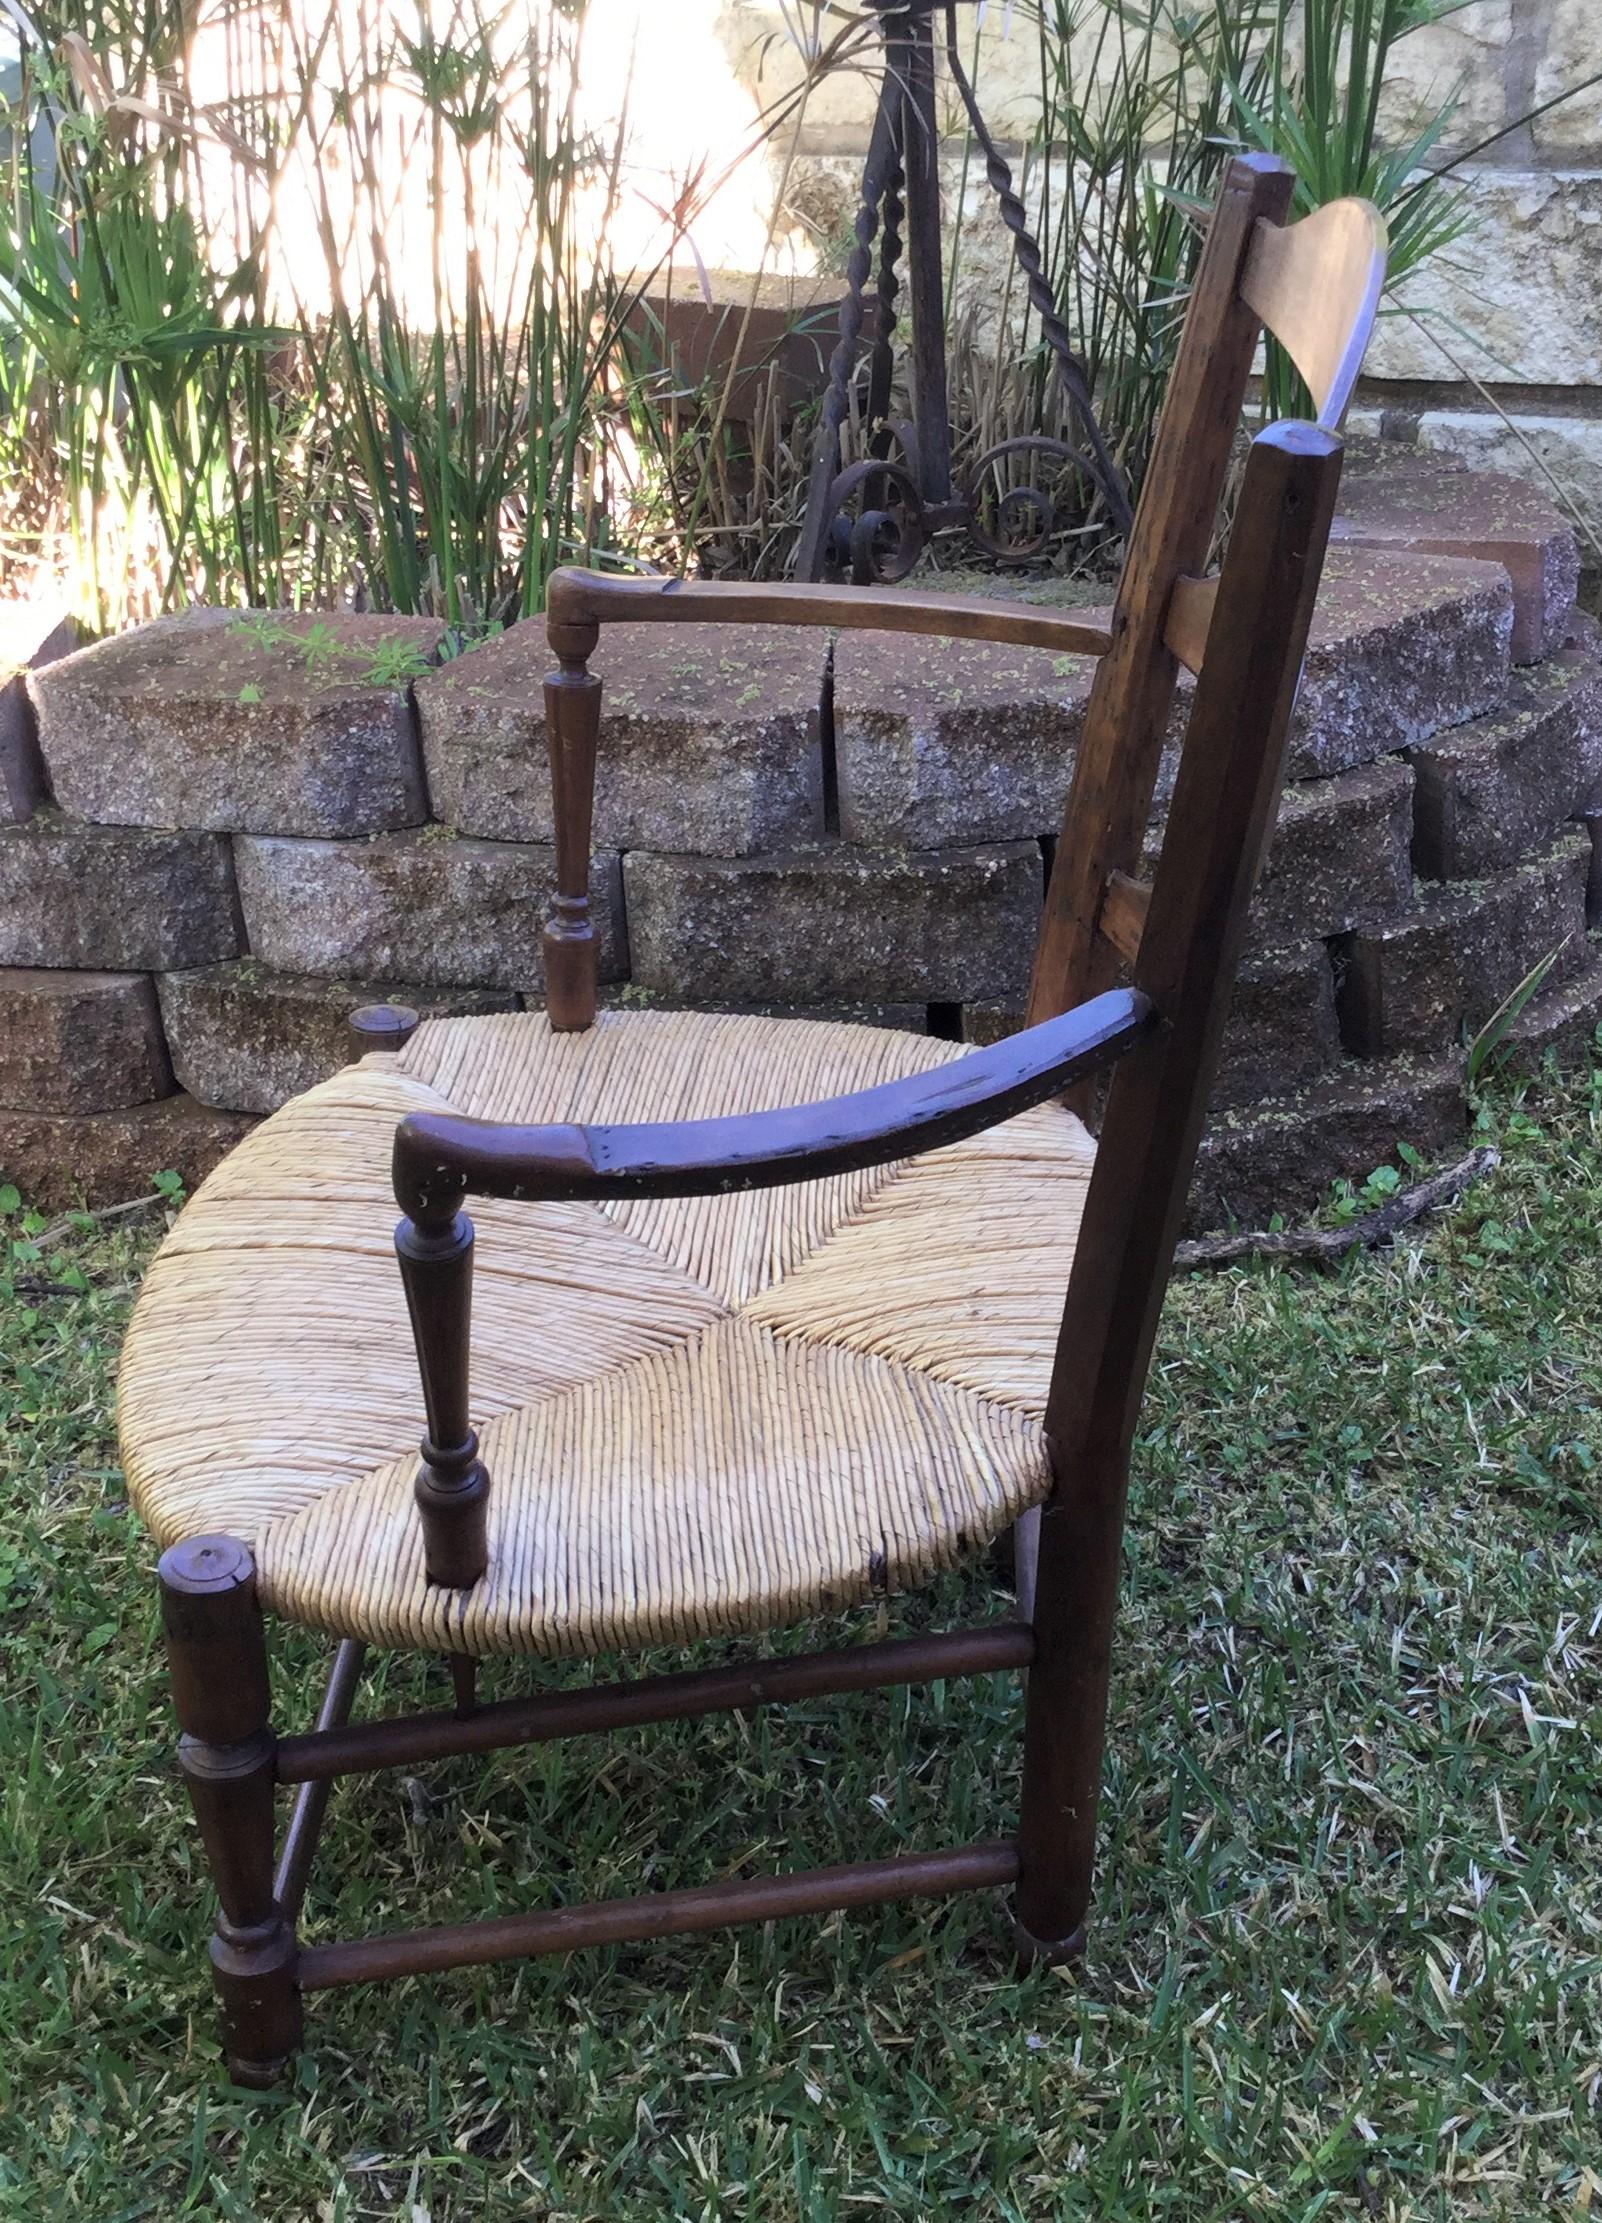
393;989;1155;1220
546;566;1114;659
538;568;1112;1036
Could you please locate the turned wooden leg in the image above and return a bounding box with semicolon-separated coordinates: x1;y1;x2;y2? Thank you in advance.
1012;1443;1129;1966
159;1534;301;2087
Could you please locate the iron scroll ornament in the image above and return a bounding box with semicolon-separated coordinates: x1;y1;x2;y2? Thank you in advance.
796;0;1133;586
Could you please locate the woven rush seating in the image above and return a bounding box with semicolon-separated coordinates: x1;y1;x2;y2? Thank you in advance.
119;1008;1092;1656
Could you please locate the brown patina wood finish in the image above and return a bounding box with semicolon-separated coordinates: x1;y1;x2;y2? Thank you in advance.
152;152;1385;2083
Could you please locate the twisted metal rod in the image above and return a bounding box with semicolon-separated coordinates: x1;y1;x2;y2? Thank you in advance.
799;0;1132;574
941;1;1134;537
795;85;901;578
868;120;905;437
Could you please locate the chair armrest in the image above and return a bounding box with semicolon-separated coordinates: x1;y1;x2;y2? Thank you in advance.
537;569;1113;1035
393;989;1154;1220
546;566;1114;659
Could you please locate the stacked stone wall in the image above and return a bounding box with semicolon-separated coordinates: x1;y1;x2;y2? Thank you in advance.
0;455;1597;1225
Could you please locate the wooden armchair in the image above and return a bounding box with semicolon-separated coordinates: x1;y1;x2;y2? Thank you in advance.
117;155;1386;2084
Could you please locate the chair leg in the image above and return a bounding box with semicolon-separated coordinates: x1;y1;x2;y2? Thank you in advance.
448;1653;480;1716
159;1535;301;2087
1012;1446;1128;1964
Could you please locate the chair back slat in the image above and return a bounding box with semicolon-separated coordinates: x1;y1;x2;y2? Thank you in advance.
1240;199;1387;429
1095;870;1150;969
1162;575;1217;676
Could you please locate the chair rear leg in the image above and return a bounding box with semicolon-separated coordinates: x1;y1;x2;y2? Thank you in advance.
1012;1442;1129;1962
1013;424;1349;1962
159;1535;301;2087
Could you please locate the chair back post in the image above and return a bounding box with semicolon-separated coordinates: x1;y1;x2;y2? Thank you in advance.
1015;420;1347;1955
543;603;603;1031
1025;152;1295;1039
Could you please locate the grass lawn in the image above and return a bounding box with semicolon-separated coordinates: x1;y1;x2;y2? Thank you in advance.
2;1055;1600;2222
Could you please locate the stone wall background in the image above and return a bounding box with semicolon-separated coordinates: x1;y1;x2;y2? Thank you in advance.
719;0;1602;538
1;454;1598;1225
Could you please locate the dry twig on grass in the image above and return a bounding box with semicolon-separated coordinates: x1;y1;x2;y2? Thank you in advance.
29;1192;169;1253
1174;1145;1500;1271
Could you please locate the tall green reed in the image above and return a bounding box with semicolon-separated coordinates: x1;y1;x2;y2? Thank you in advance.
1226;0;1472;418
0;5;276;622
971;0;1471;537
0;0;1552;621
0;0;726;630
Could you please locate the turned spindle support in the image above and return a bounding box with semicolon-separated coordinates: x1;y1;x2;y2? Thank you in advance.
543;609;602;1031
159;1534;301;2087
395;1203;490;1588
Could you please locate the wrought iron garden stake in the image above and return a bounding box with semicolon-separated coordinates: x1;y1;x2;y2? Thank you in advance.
795;0;1132;585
